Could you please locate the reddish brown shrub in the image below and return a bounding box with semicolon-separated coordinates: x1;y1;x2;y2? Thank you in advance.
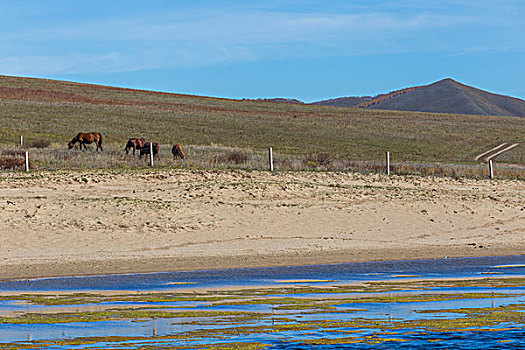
30;139;51;148
0;157;33;170
216;151;249;164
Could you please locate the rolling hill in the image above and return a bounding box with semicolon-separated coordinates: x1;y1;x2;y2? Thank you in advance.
0;75;523;166
313;79;525;118
311;96;368;107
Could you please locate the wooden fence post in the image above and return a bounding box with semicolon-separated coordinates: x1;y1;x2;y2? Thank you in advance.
386;151;390;175
489;159;494;179
25;151;29;172
149;143;154;167
268;147;274;172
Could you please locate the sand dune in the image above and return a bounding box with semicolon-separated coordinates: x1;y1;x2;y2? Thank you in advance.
0;169;523;280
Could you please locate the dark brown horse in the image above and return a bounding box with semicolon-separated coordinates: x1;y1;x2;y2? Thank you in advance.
125;138;146;155
68;132;103;151
171;144;185;160
139;142;159;158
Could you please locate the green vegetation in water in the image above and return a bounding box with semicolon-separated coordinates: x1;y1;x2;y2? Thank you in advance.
1;291;522;326
203;297;338;311
1;276;524;348
0;292;231;306
0;308;267;325
330;292;523;305
0;336;270;350
3;276;524;307
398;303;525;332
209;277;525;296
1;300;524;349
300;335;408;345
368;277;525;291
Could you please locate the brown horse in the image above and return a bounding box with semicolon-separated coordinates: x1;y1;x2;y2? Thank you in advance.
139;142;159;158
125;138;146;155
171;144;185;160
68;132;103;151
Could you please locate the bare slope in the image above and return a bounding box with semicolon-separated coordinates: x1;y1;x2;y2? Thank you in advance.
311;96;368;107
369;79;525;117
313;79;525;117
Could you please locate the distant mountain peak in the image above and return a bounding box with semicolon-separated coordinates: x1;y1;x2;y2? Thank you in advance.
312;79;525;117
437;77;458;83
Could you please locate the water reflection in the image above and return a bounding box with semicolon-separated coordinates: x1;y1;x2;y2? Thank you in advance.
0;255;524;348
1;255;524;292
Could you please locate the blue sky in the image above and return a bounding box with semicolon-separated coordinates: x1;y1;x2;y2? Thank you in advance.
0;0;523;101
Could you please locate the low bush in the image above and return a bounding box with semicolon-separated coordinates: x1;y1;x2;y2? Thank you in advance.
305;153;332;169
0;156;33;170
215;151;249;165
30;139;51;148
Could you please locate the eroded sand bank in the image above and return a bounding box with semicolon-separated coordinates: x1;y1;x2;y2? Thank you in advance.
0;169;523;280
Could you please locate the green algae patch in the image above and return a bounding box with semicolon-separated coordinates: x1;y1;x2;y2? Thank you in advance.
0;293;105;305
333;292;522;305
207;276;525;296
2;275;512;307
368;277;525;291
302;336;408;345
1;275;525;348
386;303;525;332
0;308;268;325
205;297;338;311
408;303;525;331
0;292;231;306
1;302;525;348
1;336;269;350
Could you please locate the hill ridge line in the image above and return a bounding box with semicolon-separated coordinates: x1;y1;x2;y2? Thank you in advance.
355;85;424;108
2;74;524;118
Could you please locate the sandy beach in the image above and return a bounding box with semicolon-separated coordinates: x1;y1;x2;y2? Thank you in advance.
0;169;523;280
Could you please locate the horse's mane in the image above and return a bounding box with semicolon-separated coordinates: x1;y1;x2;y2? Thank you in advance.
71;133;81;143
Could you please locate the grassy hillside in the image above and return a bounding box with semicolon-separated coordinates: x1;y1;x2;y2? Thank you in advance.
312;79;525;118
0;75;523;166
311;96;368;107
367;79;525;118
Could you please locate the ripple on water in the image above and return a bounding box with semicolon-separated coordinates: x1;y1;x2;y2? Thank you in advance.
0;255;524;348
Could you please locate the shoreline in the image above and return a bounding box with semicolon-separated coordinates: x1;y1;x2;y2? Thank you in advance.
2;272;525;298
1;169;523;281
3;247;524;281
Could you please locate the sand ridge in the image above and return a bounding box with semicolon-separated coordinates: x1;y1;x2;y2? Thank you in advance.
0;169;523;280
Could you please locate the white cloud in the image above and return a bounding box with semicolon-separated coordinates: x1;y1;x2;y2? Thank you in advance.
0;56;74;76
0;2;520;76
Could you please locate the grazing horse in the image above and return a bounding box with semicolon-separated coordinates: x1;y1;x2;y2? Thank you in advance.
68;132;103;151
125;138;146;155
171;144;185;160
139;142;159;158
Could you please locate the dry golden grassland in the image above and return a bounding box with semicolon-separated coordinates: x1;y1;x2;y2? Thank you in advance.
0;75;523;177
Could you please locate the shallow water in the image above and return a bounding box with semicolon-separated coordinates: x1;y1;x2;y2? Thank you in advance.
1;255;524;349
2;255;525;292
